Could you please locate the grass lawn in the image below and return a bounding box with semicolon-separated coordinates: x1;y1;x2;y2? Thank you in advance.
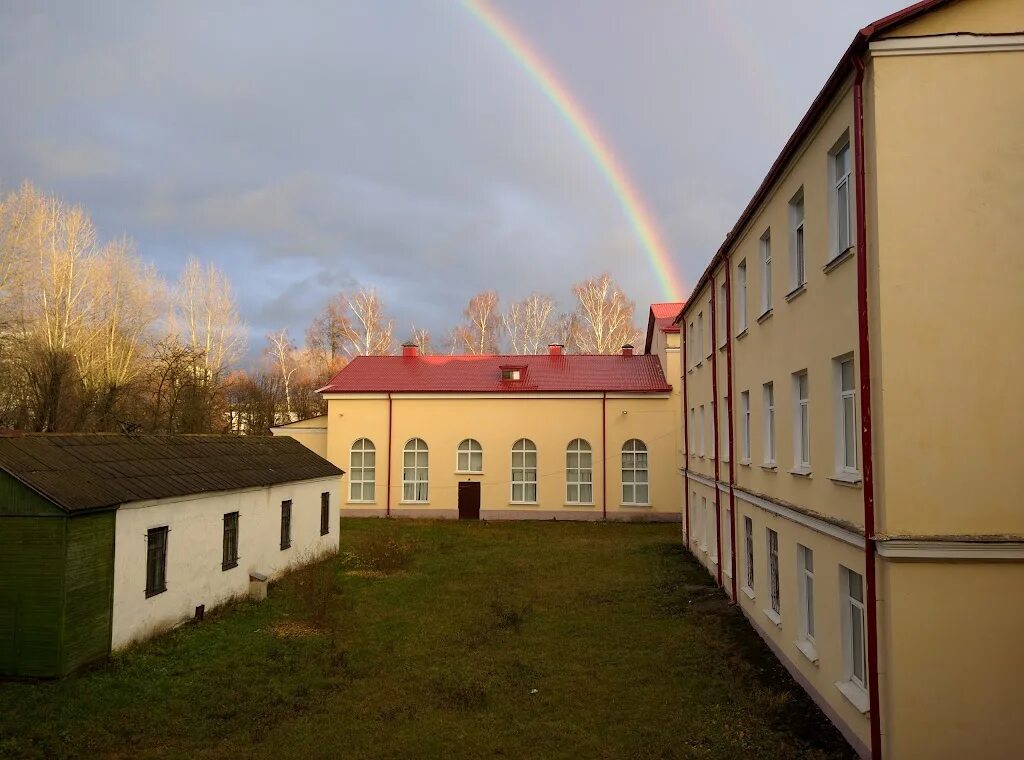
0;519;853;759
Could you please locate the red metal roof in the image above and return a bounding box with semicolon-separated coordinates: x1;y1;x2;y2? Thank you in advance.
645;302;685;354
319;353;672;394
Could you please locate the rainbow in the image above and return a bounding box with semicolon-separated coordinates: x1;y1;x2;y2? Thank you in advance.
462;0;685;301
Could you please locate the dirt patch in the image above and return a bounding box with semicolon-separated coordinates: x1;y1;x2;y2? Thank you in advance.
343;569;407;579
270;620;327;638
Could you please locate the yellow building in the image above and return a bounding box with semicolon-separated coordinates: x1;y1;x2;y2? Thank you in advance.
302;305;683;522
678;1;1024;757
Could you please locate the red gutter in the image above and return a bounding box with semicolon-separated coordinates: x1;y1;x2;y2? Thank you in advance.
681;327;690;545
386;392;393;518
724;263;738;602
602;392;608;521
854;55;882;760
709;285;723;588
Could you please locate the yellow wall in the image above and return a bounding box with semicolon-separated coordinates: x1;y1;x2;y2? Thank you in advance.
891;0;1024;36
270;415;328;459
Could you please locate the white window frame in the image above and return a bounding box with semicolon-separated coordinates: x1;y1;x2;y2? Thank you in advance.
797;544;816;661
834;355;859;476
721;395;729;463
790;188;806;290
402;438;429;503
565;438;593;505
349;438;376;503
709;498;718;563
688;408;695;454
699;405;706;457
737;259;748;333
722;506;732;577
689;322;695;366
697;312;704;362
743;515;754;596
760;229;772;315
700;496;708;551
793;371;810;472
511;438;538;504
718;281;727;348
740;390;751;462
456;438;483;474
838;565;869;710
765;528;780;624
762;382;775;466
621;438;649;506
829;134;853;260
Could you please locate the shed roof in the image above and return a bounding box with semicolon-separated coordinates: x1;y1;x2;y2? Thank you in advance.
0;434;343;513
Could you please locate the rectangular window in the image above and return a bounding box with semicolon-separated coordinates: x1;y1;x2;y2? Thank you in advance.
690;491;697;545
841;567;867;688
280;500;292;550
146;526;168;597
767;528;780;617
689;322;695;366
699;405;706;457
798;544;815;643
737;259;748;332
832;139;852;257
790;190;806;289
718;281;728;347
349;440;376;502
721;396;729;462
697;312;704;360
709;499;718;562
740;391;751;461
760;230;772;313
763;382;775;465
700;496;708;551
688;408;695;453
320;492;330;536
836;356;858;473
723;507;732;575
794;371;810;469
743;516;754;593
222;512;239;570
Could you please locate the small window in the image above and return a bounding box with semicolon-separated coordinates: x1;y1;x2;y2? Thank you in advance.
280;500;292;550
718;281;728;347
222;512;239;570
790;189;806;289
700;496;708;551
830;137;853;258
793;371;810;469
688;322;695;366
457;438;483;473
722;507;732;573
688;408;695;454
699;405;706;457
836;356;858;474
146;526;168;597
621;439;648;505
403;438;429;502
763;382;776;465
760;230;772;314
743;516;754;593
766;528;780;618
697;312;704;360
501;367;523;381
511;438;538;503
798;544;815;644
740;390;751;461
721;395;730;463
565;438;593;504
349;438;376;502
736;260;748;333
320;492;330;536
709;498;718;562
841;566;867;689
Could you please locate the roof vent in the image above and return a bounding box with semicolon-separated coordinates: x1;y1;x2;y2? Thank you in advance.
621;344;634;357
401;342;418;358
548;344;564;356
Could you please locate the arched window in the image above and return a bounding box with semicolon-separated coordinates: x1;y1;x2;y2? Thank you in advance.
403;438;429;502
511;438;537;503
349;439;375;502
621;439;649;505
565;439;593;504
457;439;483;473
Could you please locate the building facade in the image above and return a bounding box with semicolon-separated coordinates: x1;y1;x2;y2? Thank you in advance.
309;312;683;522
678;1;1024;757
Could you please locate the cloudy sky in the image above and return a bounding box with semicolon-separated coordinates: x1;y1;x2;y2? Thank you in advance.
0;0;908;359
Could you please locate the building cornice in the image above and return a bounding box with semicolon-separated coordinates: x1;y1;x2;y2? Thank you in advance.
870;33;1024;57
876;540;1024;560
322;392;670;401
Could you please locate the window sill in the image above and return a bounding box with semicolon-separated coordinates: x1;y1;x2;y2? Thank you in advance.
835;679;870;714
723;568;732;580
739;458;752;467
761;463;778;472
788;466;813;478
795;638;819;665
564;502;595;507
718;342;727;352
620;503;651;508
509;501;538;506
710;556;718;566
347;500;377;505
741;585;755;601
455;471;484;476
696;361;703;368
320;530;329;537
756;308;773;324
145;587;167;599
280;544;291;551
699;544;708;554
221;561;239;572
824;246;855;274
399;501;430;505
785;283;807;302
762;608;782;627
829;471;862;487
735;328;748;341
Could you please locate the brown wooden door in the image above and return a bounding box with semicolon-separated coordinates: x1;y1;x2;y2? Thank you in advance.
458;481;480;520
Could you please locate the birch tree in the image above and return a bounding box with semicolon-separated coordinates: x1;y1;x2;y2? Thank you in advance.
340;288;393;358
455;290;500;355
503;293;556;354
570;274;641;354
265;329;300;423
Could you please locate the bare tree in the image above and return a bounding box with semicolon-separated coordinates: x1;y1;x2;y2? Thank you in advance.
555;312;582;353
175;256;246;377
305;294;350;379
454;290;500;355
503;293;556;354
570;274;641;354
265;329;300;423
407;325;434;355
339;288;393;358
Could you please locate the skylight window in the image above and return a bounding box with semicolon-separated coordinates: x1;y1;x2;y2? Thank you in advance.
501;367;523;381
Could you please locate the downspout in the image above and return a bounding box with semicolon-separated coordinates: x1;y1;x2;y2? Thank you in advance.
386;392;393;518
602;392;608;521
854;54;882;760
681;325;691;546
710;283;722;588
724;261;738;602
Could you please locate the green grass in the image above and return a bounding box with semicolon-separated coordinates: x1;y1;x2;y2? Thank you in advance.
0;519;853;759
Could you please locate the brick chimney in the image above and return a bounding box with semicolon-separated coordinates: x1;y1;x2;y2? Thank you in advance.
621;344;634;357
401;342;419;358
548;344;564;356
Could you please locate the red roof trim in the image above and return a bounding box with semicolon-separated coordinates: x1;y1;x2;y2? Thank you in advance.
675;0;952;323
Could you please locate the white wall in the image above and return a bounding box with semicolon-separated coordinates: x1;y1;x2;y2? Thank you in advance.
111;476;341;649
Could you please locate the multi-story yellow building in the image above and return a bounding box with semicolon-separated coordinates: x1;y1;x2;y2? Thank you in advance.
305;304;684;522
678;0;1024;757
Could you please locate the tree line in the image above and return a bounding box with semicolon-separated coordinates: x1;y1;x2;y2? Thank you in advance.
0;182;644;435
